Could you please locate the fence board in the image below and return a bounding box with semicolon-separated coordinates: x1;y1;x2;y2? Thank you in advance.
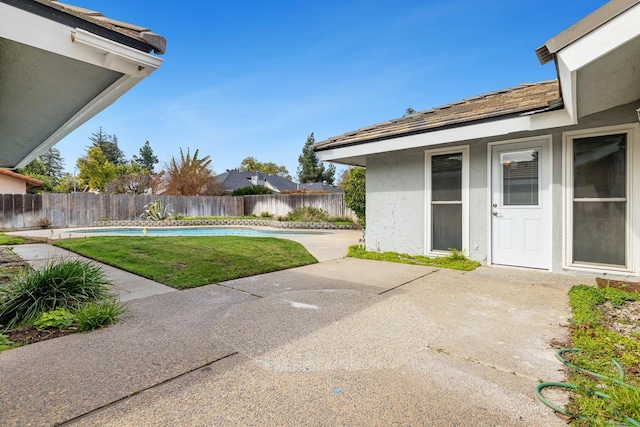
0;193;354;230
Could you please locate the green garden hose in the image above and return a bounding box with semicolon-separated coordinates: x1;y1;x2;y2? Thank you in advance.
535;348;640;427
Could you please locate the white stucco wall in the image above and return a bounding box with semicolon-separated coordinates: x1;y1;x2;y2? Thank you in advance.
364;102;639;274
0;174;27;194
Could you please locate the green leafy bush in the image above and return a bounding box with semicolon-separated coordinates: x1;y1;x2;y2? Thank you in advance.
0;260;112;328
285;206;330;222
33;308;76;330
231;185;273;196
74;299;125;331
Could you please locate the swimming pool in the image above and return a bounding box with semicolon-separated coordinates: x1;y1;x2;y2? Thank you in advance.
69;226;331;237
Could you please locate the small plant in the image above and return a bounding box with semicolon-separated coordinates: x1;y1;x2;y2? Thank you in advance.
74;299;125;331
0;260;112;328
0;333;17;352
140;198;174;221
38;217;52;229
260;211;271;218
33;308;76;330
285;206;330;222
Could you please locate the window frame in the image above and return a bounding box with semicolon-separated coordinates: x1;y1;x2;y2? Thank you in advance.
563;124;638;274
424;146;469;255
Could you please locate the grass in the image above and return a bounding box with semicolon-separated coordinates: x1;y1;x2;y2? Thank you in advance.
55;236;318;289
564;285;640;426
346;245;480;271
74;299;125;331
0;233;26;246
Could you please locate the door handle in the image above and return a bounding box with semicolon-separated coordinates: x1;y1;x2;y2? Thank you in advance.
492;211;501;217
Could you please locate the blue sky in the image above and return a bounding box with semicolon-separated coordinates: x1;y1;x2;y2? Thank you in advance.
56;0;606;181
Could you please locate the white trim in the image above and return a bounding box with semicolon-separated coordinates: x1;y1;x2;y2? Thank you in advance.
317;109;574;164
424;146;469;256
555;5;640;72
0;3;162;76
562;123;640;275
487;135;552;269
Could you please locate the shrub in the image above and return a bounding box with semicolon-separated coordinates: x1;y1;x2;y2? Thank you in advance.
285;206;330;222
74;299;125;331
231;185;273;196
0;260;112;328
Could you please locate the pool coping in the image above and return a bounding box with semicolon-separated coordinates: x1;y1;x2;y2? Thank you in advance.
92;219;360;230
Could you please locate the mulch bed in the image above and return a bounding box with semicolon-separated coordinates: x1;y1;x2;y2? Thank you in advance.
4;326;77;346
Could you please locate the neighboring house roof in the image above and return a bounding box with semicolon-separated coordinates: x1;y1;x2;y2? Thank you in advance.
314;81;561;151
0;0;165;169
298;182;342;193
216;170;298;193
0;168;44;188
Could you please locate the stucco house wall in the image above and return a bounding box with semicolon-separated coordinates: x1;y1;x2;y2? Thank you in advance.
364;102;639;275
0;173;27;194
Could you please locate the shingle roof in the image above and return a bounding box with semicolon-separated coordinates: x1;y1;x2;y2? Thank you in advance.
216;170;298;193
314;80;561;150
6;0;166;54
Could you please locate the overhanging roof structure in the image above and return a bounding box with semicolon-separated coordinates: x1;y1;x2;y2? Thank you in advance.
315;1;640;167
0;0;166;169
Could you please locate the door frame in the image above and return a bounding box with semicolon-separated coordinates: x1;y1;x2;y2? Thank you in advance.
486;135;552;269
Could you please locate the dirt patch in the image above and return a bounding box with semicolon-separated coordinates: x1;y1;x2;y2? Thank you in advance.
596;277;640;294
599;301;640;338
4;326;77;346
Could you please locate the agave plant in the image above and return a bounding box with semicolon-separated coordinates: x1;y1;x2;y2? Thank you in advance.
140;198;174;221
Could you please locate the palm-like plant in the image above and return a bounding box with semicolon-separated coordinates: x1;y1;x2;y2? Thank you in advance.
163;148;221;195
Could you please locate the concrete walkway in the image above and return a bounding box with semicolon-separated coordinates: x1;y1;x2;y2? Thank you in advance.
0;248;591;426
10;244;176;302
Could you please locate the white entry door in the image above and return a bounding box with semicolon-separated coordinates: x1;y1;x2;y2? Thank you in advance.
491;139;550;269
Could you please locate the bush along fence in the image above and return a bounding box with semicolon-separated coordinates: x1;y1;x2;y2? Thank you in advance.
0;193;356;230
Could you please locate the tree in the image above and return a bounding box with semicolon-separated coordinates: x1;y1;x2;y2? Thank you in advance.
238;156;291;179
40;147;65;178
133;141;159;173
162;148;223;195
343;167;366;227
89;127;126;165
403;107;417;117
76;146;116;192
297;132;335;184
17;147;65;192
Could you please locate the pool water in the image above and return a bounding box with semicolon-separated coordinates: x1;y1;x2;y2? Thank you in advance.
70;227;330;237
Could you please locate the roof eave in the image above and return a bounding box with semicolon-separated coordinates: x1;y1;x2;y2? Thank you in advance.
535;0;640;64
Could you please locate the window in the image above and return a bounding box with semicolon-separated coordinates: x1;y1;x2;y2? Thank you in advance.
426;148;468;253
565;128;634;271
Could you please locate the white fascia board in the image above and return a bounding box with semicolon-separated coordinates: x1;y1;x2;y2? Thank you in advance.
15;73;145;168
317;111;575;162
556;4;640;72
0;3;162;76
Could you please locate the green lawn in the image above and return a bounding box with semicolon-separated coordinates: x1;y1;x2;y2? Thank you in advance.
55;236;317;289
346;245;480;271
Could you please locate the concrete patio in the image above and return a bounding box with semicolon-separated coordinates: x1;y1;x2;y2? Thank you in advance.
0;247;591;426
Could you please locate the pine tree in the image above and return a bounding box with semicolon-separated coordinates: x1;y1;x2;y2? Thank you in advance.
133;141;159;173
89;127;126;165
40;147;65;178
297;133;335;184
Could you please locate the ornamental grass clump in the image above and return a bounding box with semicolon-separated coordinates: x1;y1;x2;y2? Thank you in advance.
0;260;113;329
74;299;125;331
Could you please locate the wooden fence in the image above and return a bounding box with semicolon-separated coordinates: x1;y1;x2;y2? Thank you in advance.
0;193;354;230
